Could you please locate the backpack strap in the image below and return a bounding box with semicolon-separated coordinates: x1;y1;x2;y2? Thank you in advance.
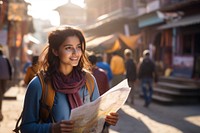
13;113;22;133
85;72;95;97
31;66;37;74
37;72;55;122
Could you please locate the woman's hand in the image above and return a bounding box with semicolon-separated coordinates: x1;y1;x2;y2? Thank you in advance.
52;120;74;133
105;112;119;126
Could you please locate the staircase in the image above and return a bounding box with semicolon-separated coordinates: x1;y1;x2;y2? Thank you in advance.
153;76;200;105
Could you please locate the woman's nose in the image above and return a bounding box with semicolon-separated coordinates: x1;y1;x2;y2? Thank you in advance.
72;48;78;54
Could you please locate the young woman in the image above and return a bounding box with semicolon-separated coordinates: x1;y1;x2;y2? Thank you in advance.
20;27;118;133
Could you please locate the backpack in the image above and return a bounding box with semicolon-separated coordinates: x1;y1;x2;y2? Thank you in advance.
13;71;95;133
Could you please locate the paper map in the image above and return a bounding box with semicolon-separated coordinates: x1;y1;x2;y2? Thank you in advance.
70;79;131;133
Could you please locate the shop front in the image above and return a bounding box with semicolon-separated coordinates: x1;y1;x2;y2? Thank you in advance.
158;14;200;79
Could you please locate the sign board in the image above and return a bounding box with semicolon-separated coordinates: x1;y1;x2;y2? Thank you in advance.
172;56;194;78
8;2;27;21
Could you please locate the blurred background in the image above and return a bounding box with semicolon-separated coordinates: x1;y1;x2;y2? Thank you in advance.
1;0;200;106
0;0;200;132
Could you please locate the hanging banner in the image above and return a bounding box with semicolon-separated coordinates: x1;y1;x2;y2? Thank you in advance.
8;2;27;21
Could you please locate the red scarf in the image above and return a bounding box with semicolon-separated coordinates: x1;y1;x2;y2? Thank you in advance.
52;69;86;109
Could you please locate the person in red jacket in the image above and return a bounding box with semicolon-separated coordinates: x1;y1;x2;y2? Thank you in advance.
88;54;110;96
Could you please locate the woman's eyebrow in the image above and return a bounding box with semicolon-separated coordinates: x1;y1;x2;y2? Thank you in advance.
63;44;72;47
64;43;81;46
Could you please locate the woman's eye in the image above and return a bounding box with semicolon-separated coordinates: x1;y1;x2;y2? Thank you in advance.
77;44;82;49
65;46;72;50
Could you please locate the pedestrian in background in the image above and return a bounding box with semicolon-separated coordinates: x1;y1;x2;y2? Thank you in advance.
88;54;110;96
124;49;137;105
24;55;39;85
96;54;113;86
0;44;12;121
138;49;156;107
88;54;110;133
19;27;118;133
110;51;125;87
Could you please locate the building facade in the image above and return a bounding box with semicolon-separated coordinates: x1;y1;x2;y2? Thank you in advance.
83;0;200;80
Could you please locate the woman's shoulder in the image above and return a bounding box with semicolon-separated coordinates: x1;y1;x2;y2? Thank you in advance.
83;69;93;77
26;76;42;95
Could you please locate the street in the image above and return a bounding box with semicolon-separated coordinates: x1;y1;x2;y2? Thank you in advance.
110;98;200;133
0;86;200;133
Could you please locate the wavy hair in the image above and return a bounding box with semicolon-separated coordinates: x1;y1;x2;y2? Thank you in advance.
39;26;91;79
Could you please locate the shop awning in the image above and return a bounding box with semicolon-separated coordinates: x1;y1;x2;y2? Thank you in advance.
158;14;200;30
105;39;121;53
119;34;141;50
86;33;140;53
24;34;40;44
86;34;117;50
85;36;96;42
138;12;164;28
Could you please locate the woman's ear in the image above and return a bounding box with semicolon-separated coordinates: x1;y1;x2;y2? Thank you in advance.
52;49;58;56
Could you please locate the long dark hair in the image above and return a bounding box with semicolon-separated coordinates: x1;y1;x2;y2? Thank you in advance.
40;26;91;79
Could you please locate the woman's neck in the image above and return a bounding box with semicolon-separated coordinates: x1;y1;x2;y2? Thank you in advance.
59;65;73;75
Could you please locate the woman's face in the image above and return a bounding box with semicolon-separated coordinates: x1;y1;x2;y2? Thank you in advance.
55;36;83;68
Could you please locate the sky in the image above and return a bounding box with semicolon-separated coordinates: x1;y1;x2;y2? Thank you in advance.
24;0;85;26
